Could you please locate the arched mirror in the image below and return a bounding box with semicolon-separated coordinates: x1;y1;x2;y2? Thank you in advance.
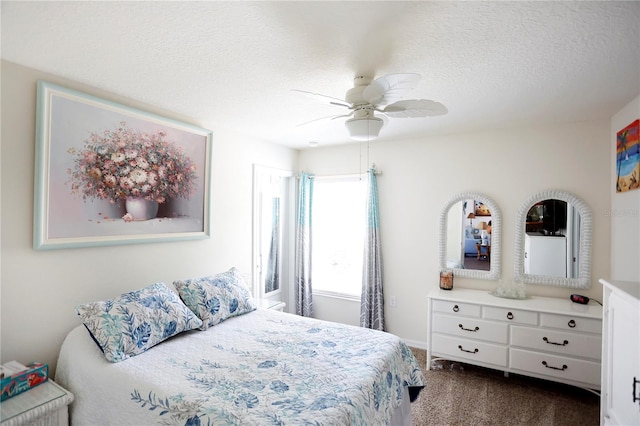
439;192;501;281
513;190;592;289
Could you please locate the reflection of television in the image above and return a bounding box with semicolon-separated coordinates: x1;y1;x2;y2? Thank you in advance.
542;199;567;234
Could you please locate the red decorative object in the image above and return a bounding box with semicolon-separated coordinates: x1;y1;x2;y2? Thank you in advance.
1;362;48;401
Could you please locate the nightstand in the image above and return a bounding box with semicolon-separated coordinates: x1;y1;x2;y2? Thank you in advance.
257;299;286;312
0;380;73;426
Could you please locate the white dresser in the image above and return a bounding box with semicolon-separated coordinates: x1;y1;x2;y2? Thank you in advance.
427;288;602;391
599;278;640;426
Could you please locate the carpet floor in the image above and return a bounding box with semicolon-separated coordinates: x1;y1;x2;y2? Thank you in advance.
462;256;490;271
409;348;600;425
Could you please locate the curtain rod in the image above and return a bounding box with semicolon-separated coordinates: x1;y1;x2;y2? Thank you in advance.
300;164;381;179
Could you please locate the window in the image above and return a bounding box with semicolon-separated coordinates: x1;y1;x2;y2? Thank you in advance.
311;177;366;298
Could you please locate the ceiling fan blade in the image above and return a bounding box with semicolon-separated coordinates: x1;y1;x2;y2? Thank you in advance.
296;111;353;127
291;89;351;108
362;73;422;105
380;99;448;118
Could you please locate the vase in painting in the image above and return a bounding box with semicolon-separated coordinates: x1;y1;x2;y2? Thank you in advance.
125;197;159;220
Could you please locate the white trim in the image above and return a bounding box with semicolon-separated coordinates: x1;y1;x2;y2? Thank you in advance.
301;167;381;181
402;338;428;350
312;289;361;302
311;174;365;182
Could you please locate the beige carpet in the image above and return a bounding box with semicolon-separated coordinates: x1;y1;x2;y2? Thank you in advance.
409;348;599;425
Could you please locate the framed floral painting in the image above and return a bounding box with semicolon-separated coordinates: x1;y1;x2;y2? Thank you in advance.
34;81;212;249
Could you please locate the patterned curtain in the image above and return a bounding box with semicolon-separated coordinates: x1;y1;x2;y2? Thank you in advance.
360;169;385;331
264;197;280;293
295;172;314;317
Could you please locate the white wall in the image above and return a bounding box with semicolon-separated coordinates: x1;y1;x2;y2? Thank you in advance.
299;120;611;348
0;61;298;375
0;59;626;370
609;95;640;281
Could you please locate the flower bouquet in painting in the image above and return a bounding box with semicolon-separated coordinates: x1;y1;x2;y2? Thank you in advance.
67;122;197;221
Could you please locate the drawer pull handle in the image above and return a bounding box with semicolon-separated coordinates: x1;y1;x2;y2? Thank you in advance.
542;361;567;371
458;345;479;354
543;337;569;346
453;305;460;312
568;319;576;328
459;324;479;332
633;377;639;404
507;312;514;320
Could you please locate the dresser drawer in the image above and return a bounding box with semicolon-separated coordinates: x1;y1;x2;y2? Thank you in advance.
540;313;601;333
483;306;538;325
432;334;508;367
511;326;602;360
433;313;508;344
510;348;600;388
432;299;481;317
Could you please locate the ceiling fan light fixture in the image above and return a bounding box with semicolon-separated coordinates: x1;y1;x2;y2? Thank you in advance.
345;117;383;141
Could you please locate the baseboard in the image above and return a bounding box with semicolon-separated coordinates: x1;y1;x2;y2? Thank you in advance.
403;338;427;350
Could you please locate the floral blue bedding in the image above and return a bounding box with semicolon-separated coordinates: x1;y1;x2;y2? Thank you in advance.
56;308;425;425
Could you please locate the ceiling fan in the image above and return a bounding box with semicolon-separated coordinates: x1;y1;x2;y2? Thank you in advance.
293;73;447;141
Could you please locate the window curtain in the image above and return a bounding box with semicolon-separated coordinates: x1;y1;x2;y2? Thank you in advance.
264;197;280;293
360;168;385;331
295;172;314;317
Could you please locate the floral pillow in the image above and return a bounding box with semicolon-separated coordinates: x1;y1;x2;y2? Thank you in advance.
174;267;257;330
75;282;203;363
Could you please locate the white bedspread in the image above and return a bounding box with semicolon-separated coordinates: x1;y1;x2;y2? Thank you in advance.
56;308;424;425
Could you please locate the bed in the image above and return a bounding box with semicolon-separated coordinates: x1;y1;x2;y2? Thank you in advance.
55;270;425;425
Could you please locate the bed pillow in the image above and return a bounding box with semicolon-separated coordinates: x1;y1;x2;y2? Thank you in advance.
174;267;257;330
75;282;203;363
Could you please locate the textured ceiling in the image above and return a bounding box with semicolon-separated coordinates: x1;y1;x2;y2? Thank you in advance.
2;1;639;149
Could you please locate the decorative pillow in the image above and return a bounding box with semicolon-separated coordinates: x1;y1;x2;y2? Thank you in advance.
174;267;257;330
75;282;203;363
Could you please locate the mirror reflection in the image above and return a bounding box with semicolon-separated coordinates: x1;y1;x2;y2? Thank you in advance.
262;196;281;293
254;165;293;297
447;200;493;271
513;190;591;289
440;191;501;281
523;199;580;278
